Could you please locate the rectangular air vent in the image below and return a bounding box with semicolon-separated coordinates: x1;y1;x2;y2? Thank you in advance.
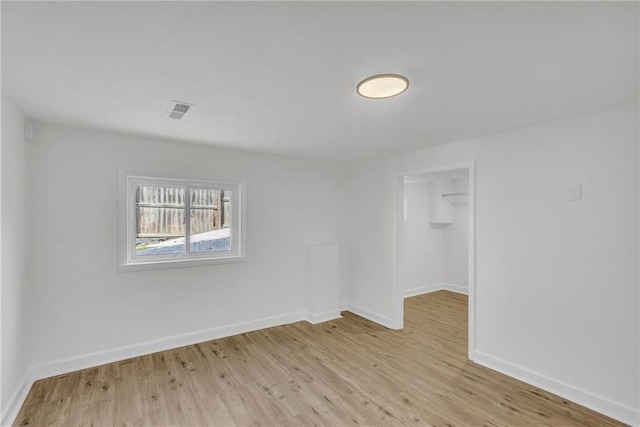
166;101;194;120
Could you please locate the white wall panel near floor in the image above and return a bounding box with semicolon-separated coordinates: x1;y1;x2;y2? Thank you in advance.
349;103;640;425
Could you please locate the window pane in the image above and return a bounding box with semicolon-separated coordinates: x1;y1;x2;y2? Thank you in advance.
190;188;231;253
135;186;186;256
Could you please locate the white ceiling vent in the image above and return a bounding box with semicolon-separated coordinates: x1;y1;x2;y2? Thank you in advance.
166;101;194;120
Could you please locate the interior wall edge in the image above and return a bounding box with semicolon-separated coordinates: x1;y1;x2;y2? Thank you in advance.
473;350;640;427
0;95;31;427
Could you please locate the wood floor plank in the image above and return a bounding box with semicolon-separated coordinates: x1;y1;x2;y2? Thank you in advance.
14;291;625;426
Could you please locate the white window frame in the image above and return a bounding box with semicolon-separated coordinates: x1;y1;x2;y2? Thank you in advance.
119;173;246;272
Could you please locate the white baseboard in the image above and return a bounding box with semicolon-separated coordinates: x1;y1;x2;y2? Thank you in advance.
474;350;639;427
1;370;33;427
404;282;468;298
442;283;468;295
31;311;308;381
5;310;635;427
1;311;309;427
306;310;342;324
344;303;395;329
404;284;443;298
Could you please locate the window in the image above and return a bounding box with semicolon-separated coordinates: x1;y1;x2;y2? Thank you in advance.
119;174;246;271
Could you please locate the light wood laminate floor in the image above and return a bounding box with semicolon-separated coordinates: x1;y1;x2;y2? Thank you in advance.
15;291;623;426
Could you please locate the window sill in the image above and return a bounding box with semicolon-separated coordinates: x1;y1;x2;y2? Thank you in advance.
118;254;247;273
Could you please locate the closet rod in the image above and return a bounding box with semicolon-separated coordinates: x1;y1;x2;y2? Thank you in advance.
442;192;469;197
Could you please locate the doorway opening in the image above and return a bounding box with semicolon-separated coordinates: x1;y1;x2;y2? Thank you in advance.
393;162;476;359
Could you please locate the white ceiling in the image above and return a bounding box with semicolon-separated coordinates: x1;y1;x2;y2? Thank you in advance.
2;1;638;163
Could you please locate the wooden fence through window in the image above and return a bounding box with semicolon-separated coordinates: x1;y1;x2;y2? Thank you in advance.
135;186;230;238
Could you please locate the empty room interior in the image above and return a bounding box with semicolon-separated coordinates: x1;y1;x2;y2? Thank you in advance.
1;1;639;426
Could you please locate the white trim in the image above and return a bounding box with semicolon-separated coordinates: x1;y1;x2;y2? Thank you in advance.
394;161;476;359
6;309;632;427
403;284;443;298
474;351;639;427
345;303;396;329
467;161;476;359
442;283;468;295
118;171;247;272
0;311;308;426
31;312;306;381
305;310;342;325
1;371;33;427
403;283;468;298
0;308;352;425
117;254;248;272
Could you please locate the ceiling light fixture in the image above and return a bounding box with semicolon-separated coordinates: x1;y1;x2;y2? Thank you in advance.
357;74;409;99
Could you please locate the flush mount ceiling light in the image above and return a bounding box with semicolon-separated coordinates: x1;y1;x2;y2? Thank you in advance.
357;74;409;99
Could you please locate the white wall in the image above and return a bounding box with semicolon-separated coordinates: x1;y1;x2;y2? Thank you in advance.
25;122;349;368
403;181;444;291
403;174;469;296
348;160;395;325
1;97;30;412
349;103;639;424
3;103;638;425
442;178;468;288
